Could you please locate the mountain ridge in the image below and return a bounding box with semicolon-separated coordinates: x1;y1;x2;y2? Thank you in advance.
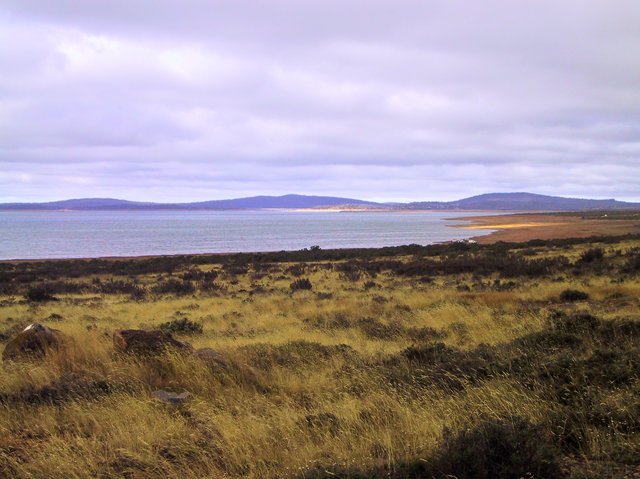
1;192;638;211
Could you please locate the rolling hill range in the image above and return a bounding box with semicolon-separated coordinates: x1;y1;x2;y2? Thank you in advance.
0;194;377;211
402;192;640;211
0;192;638;211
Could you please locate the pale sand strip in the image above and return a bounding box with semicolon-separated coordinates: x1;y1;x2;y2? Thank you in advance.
452;213;640;243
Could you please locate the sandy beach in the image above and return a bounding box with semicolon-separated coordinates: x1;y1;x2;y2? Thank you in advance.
453;213;640;243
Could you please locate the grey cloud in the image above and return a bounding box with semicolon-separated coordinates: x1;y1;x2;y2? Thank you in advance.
0;1;639;202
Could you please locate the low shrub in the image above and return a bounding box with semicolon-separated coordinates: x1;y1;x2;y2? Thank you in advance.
559;288;590;301
28;279;87;295
405;326;447;342
180;268;218;282
545;409;591;454
25;285;57;302
303;312;351;330
536;348;640;410
0;372;118;406
152;279;196;296
290;278;312;292
515;330;582;351
222;264;249;276
448;321;471;343
401;342;460;364
337;262;363;282
431;416;563;479
285;264;305;277
299;412;341;437
391;342;497;390
129;286;147;301
96;279;145;295
241;341;354;370
356;318;403;340
201;280;224;293
598;318;640;343
548;310;600;334
158;317;203;335
579;247;604;263
622;254;640;274
295;417;563;479
315;291;333;300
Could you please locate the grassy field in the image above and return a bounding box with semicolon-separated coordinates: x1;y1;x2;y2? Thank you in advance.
1;236;639;478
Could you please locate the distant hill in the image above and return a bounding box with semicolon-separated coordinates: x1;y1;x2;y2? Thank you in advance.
0;198;161;211
185;194;377;209
0;195;378;211
404;192;640;211
1;192;638;211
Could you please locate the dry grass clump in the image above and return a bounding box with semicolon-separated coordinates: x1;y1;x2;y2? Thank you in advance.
1;237;639;478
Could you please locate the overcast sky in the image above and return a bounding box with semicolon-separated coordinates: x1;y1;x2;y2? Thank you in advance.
1;1;639;202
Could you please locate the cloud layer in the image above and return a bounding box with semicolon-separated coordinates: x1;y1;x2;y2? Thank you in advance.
1;1;639;202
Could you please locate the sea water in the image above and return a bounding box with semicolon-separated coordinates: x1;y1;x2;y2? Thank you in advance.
0;210;498;260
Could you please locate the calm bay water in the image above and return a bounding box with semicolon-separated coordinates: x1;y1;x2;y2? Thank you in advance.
0;210;498;260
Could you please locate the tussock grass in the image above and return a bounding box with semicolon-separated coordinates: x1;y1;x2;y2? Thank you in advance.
1;237;639;477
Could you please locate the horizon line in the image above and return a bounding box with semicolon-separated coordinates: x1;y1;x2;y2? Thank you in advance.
1;191;638;205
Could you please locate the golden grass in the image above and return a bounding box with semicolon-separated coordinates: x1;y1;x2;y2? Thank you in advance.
1;239;639;478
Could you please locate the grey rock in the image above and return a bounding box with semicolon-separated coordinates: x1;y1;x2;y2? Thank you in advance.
2;323;67;362
152;389;192;405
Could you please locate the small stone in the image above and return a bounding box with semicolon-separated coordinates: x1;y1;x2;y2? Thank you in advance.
152;389;191;405
192;348;231;371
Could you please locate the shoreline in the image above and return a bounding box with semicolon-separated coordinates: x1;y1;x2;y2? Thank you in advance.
452;212;640;244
